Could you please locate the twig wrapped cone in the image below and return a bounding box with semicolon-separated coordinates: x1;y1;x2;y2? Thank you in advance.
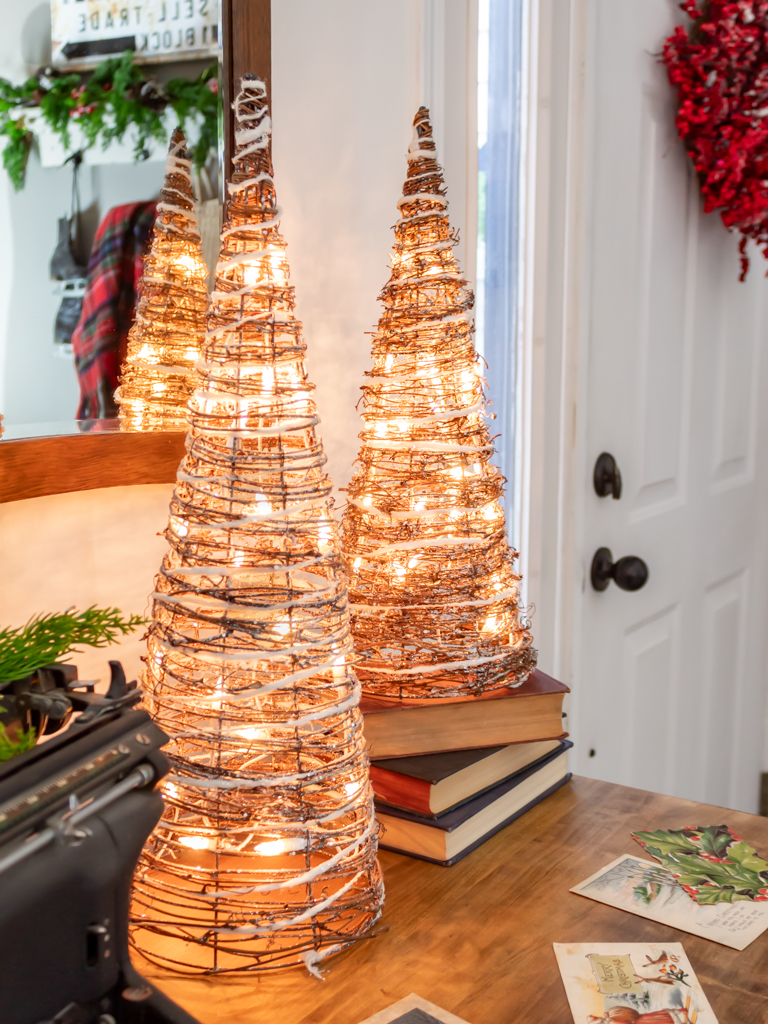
131;78;383;975
341;107;537;698
116;127;208;431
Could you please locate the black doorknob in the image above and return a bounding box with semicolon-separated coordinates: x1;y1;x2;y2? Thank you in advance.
594;452;622;499
591;547;648;592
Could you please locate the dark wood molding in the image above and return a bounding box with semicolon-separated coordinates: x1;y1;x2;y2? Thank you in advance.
222;0;271;173
0;432;186;504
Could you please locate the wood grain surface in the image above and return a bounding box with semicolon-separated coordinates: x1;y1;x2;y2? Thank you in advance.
135;776;768;1023
0;431;185;502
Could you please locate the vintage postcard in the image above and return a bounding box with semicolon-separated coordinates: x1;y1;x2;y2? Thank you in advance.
571;853;768;950
554;942;719;1023
357;994;472;1024
632;825;768;905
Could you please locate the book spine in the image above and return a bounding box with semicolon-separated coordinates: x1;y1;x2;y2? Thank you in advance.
378;774;572;866
369;765;432;816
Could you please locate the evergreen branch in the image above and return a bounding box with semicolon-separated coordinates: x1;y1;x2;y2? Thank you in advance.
0;55;219;190
0;607;146;684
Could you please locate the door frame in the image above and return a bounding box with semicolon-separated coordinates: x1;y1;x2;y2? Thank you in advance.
516;0;592;710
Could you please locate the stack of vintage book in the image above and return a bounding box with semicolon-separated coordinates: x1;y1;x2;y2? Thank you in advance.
362;669;571;865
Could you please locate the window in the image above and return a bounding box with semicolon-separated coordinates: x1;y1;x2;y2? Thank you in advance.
476;0;524;537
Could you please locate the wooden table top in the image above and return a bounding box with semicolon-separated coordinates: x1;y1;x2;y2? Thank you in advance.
136;776;768;1023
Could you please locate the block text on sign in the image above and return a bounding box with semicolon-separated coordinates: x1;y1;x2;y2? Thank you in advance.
52;1;220;66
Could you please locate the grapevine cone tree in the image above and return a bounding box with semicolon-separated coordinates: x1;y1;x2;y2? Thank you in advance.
341;107;536;699
116;127;208;430
131;77;383;975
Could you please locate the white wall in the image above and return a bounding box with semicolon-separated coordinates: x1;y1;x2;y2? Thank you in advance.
271;0;477;494
0;484;173;685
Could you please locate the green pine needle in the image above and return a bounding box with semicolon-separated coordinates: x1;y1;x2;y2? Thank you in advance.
0;717;36;764
0;607;146;685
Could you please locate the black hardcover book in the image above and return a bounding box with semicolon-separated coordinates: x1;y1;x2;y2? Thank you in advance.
371;738;568;817
376;742;572;866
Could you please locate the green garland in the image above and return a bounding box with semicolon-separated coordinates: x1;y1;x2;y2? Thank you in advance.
0;52;220;191
0;605;146;763
0;606;146;684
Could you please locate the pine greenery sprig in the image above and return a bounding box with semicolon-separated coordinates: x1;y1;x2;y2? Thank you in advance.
0;718;37;764
0;52;219;190
0;607;146;684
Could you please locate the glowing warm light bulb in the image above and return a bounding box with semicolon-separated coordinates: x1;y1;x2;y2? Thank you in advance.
353;557;362;570
179;835;213;851
243;261;261;286
236;726;268;741
482;615;498;633
170;516;189;537
362;496;373;507
345;781;361;797
333;656;347;682
449;467;463;480
384;354;393;372
175;253;200;275
255;839;288;856
274;621;290;637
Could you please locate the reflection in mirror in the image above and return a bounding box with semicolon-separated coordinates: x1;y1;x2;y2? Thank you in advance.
0;1;223;438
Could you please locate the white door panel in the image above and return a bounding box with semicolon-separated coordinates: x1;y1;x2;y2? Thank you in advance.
572;0;768;812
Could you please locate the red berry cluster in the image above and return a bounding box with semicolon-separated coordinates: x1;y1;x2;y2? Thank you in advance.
698;851;734;863
69;85;98;120
663;1;768;279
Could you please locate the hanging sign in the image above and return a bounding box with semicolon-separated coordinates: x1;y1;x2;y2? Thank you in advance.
51;0;220;68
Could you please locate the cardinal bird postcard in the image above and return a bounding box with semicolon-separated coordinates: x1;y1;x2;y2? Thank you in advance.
571;854;768;950
554;942;719;1024
632;825;768;905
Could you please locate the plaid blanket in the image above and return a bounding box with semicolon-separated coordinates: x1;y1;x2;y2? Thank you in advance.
72;201;157;419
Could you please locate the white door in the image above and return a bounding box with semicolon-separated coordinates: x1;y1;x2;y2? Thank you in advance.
571;0;768;812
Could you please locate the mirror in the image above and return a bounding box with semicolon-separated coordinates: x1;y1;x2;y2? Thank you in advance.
0;0;224;439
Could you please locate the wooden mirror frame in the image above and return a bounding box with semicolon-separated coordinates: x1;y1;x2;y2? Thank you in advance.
0;0;271;504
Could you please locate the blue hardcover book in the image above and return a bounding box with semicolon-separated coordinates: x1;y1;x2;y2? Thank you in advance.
375;741;572;866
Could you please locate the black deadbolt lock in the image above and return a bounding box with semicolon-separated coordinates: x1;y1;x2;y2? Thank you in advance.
591;547;648;592
593;452;622;499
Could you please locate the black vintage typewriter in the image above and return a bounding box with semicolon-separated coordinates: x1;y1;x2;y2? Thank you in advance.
0;661;199;1024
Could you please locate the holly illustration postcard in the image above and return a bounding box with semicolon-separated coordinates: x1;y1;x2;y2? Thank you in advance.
571;853;768;950
632;825;768;904
554;942;718;1024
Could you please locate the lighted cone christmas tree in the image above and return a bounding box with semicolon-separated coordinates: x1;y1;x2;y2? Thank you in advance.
341;107;536;699
131;77;383;974
116;127;208;431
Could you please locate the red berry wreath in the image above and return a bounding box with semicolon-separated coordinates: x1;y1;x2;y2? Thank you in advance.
664;1;768;278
